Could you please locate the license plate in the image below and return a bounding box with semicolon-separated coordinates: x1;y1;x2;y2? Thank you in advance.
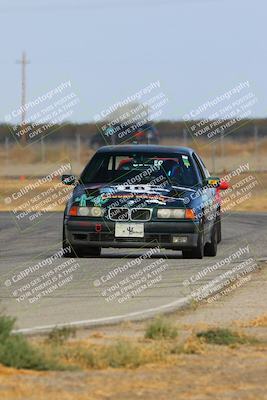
115;223;144;238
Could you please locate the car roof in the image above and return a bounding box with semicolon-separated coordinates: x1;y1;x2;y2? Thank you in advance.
96;145;194;155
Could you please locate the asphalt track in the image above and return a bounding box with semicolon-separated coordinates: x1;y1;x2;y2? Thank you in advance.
0;211;266;333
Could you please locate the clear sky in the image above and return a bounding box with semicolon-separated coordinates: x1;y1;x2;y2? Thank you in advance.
0;0;266;123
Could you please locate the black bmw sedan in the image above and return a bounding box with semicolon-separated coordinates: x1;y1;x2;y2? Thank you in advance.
62;145;229;259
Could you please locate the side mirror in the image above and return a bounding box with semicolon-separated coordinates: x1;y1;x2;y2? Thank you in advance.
218;181;229;190
61;174;76;185
205;177;220;188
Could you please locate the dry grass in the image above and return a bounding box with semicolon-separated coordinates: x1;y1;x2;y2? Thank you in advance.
1;309;267;399
0;178;70;212
0;315;261;373
171;334;205;355
237;314;267;328
1;139;267;172
0;142;95;165
0;333;266;400
220;171;267;211
162;137;267;157
59;339;168;370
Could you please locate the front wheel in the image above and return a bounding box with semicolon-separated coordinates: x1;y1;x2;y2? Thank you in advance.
84;247;101;257
62;226;84;258
182;231;204;259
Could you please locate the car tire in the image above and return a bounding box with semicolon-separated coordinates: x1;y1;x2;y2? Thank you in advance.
204;223;217;257
217;212;222;243
84;247;101;257
62;226;84;258
182;230;204;259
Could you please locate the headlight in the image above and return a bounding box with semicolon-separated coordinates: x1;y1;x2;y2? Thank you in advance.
69;206;104;217
157;208;185;219
90;207;104;217
157;208;196;219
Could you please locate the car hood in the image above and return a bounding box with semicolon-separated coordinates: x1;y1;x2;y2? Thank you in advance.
72;183;196;208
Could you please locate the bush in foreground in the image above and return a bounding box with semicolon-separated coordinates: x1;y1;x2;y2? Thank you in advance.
145;316;178;340
64;340;144;369
61;339;168;369
196;328;257;346
46;326;77;345
0;315;62;370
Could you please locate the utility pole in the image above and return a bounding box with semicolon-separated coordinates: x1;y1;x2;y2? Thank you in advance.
16;51;30;144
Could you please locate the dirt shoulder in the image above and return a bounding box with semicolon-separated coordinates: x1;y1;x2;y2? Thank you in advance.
0;265;267;400
1;346;267;400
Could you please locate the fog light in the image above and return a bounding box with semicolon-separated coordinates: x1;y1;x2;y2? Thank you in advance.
173;236;187;243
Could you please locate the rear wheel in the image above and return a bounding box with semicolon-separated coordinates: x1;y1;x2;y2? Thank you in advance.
182;230;204;259
204;223;217;257
217;212;222;243
62;222;101;258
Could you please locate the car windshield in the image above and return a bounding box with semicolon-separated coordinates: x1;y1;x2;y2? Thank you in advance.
80;152;199;187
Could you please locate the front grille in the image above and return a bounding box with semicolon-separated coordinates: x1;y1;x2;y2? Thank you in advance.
108;208;129;221
108;207;152;221
131;208;151;221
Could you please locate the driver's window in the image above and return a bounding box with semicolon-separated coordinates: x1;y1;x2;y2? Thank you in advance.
193;153;209;179
192;153;205;183
198;155;210;178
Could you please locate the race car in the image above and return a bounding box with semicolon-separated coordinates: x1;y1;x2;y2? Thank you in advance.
62;145;229;259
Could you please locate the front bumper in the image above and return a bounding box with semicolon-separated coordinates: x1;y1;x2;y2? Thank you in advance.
65;218;200;249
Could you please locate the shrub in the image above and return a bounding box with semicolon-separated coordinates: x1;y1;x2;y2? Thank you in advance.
171;335;205;355
0;315;15;341
196;328;256;346
65;341;144;369
46;326;76;345
0;335;60;370
145;317;178;340
0;315;62;370
103;340;142;368
63;346;100;369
